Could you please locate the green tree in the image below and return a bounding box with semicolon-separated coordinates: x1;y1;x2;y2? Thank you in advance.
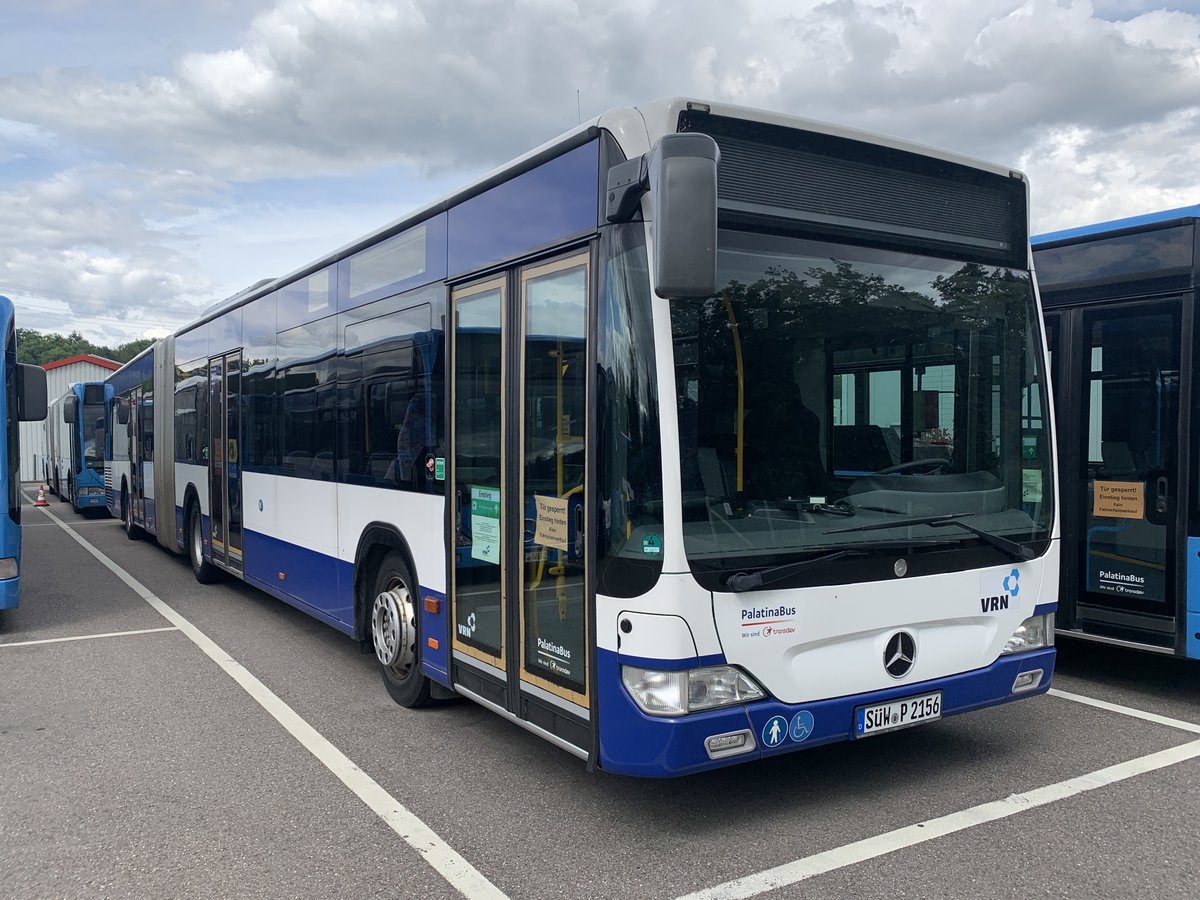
15;328;154;366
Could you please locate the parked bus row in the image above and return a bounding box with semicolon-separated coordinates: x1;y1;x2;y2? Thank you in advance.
44;382;111;514
93;99;1060;777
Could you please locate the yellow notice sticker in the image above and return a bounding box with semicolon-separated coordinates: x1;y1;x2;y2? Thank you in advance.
1093;480;1145;519
533;495;569;551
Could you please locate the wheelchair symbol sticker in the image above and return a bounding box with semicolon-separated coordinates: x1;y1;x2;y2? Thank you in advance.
790;710;814;742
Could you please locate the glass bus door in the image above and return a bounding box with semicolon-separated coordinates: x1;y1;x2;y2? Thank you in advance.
449;277;508;699
1068;303;1182;645
208;351;244;573
449;251;591;738
128;386;146;528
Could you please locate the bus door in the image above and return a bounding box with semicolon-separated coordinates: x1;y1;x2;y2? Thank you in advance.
66;394;80;497
128;386;146;526
208;351;244;573
449;251;592;747
1053;301;1184;647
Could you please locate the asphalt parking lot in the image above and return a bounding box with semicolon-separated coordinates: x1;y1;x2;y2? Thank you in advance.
3;487;1199;899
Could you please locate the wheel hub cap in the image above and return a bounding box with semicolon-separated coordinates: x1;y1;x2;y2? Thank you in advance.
372;585;414;671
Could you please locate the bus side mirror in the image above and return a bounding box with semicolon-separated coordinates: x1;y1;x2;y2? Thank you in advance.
116;398;129;425
16;364;47;422
605;132;720;300
63;394;78;424
649;133;719;299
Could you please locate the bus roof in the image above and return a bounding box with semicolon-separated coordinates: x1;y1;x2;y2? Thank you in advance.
1032;203;1200;246
191;97;1027;332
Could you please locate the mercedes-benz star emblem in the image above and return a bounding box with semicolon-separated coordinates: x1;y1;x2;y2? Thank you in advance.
884;631;916;678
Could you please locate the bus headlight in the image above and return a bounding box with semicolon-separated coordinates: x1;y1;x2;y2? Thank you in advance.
1001;613;1055;655
0;557;17;579
621;664;765;716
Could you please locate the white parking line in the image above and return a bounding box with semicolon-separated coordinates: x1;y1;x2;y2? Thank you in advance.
1049;688;1200;735
678;739;1200;900
21;520;115;527
0;626;179;648
32;502;508;900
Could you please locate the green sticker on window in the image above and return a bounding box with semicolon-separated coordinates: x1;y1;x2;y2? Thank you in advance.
434;457;445;480
642;534;662;557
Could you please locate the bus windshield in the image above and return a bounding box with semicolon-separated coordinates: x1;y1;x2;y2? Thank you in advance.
83;400;106;469
671;230;1054;579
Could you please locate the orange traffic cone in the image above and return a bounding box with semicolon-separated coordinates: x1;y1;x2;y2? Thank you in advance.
34;485;49;507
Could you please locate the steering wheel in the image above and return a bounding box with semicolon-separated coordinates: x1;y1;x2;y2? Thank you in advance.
874;457;952;475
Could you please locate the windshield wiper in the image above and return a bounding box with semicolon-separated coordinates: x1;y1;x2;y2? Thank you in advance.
726;549;864;592
825;512;1034;561
723;539;943;592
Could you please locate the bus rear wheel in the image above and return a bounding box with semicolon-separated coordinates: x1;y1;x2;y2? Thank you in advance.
122;489;142;540
372;552;432;708
187;501;220;584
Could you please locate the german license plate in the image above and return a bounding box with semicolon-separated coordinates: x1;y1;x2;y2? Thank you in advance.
855;691;942;737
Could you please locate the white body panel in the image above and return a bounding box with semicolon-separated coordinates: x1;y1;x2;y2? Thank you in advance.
237;472;447;591
142;461;155;501
335;482;447;592
176;462;209;516
243;470;338;561
108;459;130;500
597;574;724;659
716;555;1056;704
612;610;698;661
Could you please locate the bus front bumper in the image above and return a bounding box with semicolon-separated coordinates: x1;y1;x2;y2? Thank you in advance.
596;647;1055;778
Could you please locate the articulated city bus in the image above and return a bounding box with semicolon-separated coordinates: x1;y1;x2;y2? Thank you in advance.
106;99;1058;775
1034;205;1200;659
46;382;110;513
0;295;48;609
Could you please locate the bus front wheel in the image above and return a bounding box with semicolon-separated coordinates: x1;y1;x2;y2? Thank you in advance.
187;502;220;584
371;552;432;708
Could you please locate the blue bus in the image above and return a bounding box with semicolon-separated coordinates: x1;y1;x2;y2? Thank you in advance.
48;382;111;514
1034;205;1200;658
107;100;1058;775
0;295;48;609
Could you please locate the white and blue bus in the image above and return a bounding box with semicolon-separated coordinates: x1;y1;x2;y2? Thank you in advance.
0;295;48;610
106;99;1058;775
1034;205;1200;659
47;382;111;513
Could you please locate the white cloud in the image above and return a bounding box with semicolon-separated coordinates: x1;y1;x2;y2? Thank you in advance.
0;166;216;341
0;0;1198;341
5;0;1197;180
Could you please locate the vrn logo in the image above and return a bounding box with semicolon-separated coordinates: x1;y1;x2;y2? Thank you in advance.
1003;569;1021;597
980;569;1020;613
457;612;477;638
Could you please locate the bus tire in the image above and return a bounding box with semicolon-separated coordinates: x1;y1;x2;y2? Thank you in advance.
122;488;142;540
371;552;432;708
187;501;220;584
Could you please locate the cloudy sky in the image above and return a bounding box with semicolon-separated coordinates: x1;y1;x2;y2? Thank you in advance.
1;0;1198;344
